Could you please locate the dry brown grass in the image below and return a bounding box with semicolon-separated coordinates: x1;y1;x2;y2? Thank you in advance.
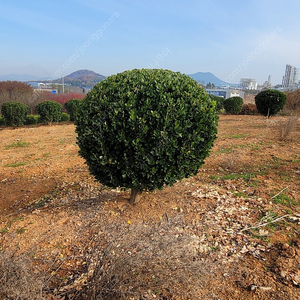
278;116;299;141
0;253;44;300
284;90;300;112
219;146;241;171
239;103;258;115
82;220;215;300
243;93;256;104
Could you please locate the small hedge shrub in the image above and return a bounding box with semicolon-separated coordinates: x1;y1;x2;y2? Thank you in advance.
64;99;82;121
1;102;29;126
25;115;40;125
239;103;258;115
208;94;224;113
76;69;218;204
255;89;287;117
36;100;62;123
0;116;4;126
223;96;243;114
60;112;70;122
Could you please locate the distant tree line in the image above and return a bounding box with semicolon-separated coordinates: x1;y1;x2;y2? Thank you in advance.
0;81;298;127
0;81;84;127
0;81;85;114
0;81;33;111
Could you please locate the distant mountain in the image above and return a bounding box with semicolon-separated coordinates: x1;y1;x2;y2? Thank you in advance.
0;73;50;82
1;70;238;88
53;69;106;87
0;69;106;88
187;72;236;87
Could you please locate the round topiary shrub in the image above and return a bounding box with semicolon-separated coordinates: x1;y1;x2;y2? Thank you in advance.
1;102;29;126
64;99;82;121
223;96;243;114
75;69;218;204
255;89;287;117
35;100;62;123
60;112;70;122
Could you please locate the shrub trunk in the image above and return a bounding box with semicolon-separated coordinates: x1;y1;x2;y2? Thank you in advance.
130;189;142;205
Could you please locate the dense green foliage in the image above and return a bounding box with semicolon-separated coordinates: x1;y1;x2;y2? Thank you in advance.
208;94;224;112
0;116;4;126
255;89;287;117
76;69;218;196
64;99;82;121
36;100;62;123
223;96;243;114
60;112;70;122
25;115;40;125
1;102;29;126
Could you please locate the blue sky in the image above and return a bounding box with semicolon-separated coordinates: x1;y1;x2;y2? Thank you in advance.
1;0;300;84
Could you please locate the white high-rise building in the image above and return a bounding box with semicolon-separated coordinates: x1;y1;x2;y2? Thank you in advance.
240;78;257;90
282;64;299;87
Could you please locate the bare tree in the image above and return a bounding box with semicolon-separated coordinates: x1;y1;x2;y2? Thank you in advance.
0;81;34;112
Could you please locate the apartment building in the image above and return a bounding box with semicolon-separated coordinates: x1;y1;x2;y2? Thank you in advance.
282;64;299;88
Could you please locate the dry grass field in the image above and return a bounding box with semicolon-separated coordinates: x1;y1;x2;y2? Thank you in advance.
0;115;299;299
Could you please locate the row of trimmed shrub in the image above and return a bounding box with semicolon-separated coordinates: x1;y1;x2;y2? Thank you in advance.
0;99;82;127
209;94;254;115
0;89;288;126
0;111;71;126
209;94;246;114
209;89;287;116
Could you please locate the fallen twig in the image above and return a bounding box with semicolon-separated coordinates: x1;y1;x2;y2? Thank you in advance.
240;214;294;232
165;212;169;224
46;261;65;283
271;186;289;199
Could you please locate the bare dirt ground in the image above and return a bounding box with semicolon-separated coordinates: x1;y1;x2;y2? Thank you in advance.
0;115;300;299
